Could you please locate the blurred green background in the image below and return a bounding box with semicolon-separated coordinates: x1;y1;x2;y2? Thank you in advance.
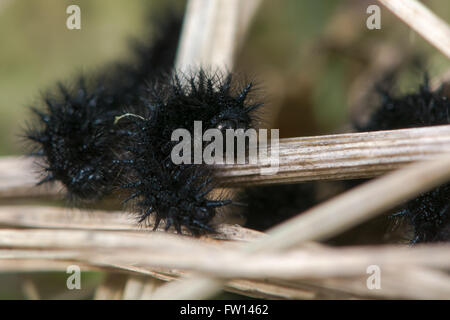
0;0;449;299
1;0;450;155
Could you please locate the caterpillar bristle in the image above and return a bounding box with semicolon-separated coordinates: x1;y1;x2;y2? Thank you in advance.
358;75;450;131
25;77;121;201
25;14;261;233
357;75;450;243
115;70;261;233
25;8;184;205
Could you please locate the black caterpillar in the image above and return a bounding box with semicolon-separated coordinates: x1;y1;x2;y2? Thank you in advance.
26;10;182;202
114;71;260;233
357;76;450;243
26;77;121;201
26;10;260;234
241;76;450;243
357;75;450;131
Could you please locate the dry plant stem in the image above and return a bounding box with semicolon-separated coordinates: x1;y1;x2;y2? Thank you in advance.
308;267;450;300
124;269;328;299
0;224;449;299
175;0;238;73
1;231;450;291
3;125;450;199
2;229;450;279
0;205;263;241
218;125;450;186
0;207;140;231
176;0;261;73
1;254;448;299
21;276;40;300
0;259;325;299
5;244;448;280
235;0;262;48
378;0;450;59
122;276;165;300
0;156;62;199
151;152;450;299
94;273;128;300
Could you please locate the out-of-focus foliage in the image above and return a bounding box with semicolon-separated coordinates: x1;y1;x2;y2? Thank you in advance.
235;0;450;136
1;0;450;153
0;0;155;155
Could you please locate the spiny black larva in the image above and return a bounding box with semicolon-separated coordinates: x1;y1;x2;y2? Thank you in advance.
25;78;122;201
357;74;450;131
25;8;262;234
114;70;262;234
25;10;182;202
239;75;450;243
357;75;450;243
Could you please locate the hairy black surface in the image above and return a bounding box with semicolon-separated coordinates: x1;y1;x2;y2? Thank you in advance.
116;71;261;233
396;184;450;243
358;76;449;131
25;10;183;202
26;78;121;201
357;76;450;243
240;76;450;241
25;5;263;234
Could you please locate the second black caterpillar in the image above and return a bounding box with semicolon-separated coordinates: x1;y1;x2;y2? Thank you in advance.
26;10;261;234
